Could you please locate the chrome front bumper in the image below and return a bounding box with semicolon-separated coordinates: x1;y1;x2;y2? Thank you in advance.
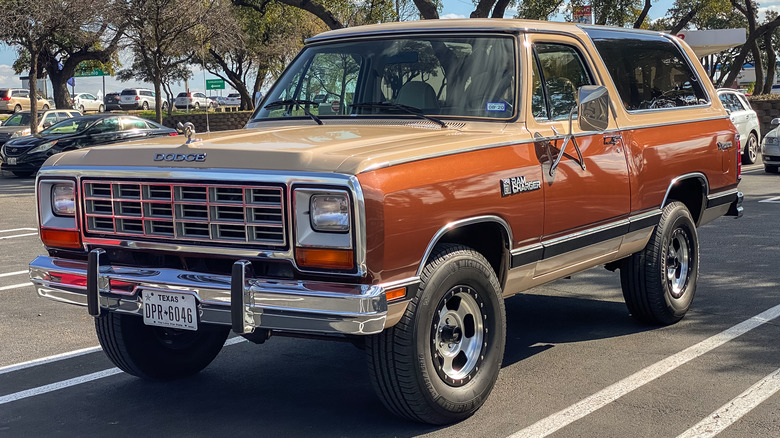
29;251;388;335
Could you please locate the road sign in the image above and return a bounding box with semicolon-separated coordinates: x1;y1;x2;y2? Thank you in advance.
73;68;109;77
206;79;225;90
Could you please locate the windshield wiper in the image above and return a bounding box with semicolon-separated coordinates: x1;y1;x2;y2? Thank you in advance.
264;99;323;125
351;102;448;128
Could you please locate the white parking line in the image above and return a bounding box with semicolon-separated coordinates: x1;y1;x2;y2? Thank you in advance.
0;232;38;240
759;196;780;203
508;303;780;438
0;270;27;278
0;228;36;234
676;367;780;438
0;336;246;405
0;346;102;375
0;282;31;291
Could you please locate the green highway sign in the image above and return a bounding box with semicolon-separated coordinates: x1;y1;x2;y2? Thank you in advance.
206;79;225;90
74;68;109;77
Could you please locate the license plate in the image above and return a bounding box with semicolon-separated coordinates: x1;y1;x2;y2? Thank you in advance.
142;290;198;331
7;157;16;165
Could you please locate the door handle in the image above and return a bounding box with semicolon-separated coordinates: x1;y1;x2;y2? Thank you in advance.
604;134;622;145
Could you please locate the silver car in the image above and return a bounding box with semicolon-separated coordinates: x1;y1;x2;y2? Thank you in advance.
717;89;761;164
760;118;780;173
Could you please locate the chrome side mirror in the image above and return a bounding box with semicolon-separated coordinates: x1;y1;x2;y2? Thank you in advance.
577;85;609;132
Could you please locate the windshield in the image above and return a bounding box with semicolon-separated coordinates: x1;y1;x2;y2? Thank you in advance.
253;35;517;122
41;118;96;135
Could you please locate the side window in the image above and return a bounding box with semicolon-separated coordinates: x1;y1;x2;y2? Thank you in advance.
532;43;594;121
122;118;149;130
44;113;58;125
718;93;738;112
736;93;751;111
585;28;708;111
90;118;121;134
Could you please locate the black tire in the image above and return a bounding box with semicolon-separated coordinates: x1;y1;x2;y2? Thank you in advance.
79;105;85;113
98;104;104;113
13;104;21;112
12;170;34;178
95;311;229;381
766;165;779;173
142;101;149;110
742;132;759;165
194;102;200;110
42;104;49;110
367;244;506;425
620;201;699;325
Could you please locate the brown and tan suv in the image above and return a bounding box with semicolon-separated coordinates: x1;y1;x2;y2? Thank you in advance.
0;88;50;113
28;19;742;425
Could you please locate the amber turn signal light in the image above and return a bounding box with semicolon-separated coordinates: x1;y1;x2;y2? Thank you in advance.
40;228;82;249
385;287;406;302
296;248;354;270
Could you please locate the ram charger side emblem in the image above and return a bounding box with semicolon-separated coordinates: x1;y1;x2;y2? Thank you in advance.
154;153;207;162
501;176;541;197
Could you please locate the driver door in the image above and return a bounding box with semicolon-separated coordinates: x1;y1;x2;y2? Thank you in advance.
524;34;630;276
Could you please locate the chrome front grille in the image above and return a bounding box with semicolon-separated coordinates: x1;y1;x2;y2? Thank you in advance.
82;180;286;248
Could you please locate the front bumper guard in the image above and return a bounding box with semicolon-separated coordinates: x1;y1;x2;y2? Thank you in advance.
30;250;388;335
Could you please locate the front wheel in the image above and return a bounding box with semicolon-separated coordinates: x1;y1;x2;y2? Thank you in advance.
620;201;699;325
367;244;506;424
742;132;759;165
95;311;229;380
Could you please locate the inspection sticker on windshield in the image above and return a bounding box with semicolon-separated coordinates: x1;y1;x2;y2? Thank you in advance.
486;102;507;112
142;290;198;331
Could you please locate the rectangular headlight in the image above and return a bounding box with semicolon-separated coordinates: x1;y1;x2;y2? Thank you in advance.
52;183;76;216
310;194;349;232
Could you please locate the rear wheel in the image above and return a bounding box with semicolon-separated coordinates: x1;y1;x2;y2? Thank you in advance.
620;201;698;325
194;102;200;110
79;105;85;113
98;104;104;113
13;104;21;112
367;244;506;424
42;104;49;110
142;101;149;110
95;311;229;380
742;132;759;164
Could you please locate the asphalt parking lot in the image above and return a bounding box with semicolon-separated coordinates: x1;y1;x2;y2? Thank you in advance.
0;164;778;437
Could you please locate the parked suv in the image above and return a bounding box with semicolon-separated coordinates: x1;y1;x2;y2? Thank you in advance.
174;91;212;110
0;88;50;113
28;20;742;425
0;109;81;147
119;88;156;110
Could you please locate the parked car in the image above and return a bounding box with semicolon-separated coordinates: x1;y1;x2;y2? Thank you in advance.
72;93;104;113
104;92;122;111
120;88;156;110
208;96;225;107
225;93;241;106
717;88;761;164
174;91;212;110
0;88;50;113
26;19;743;425
0;114;177;177
760;118;780;173
0;109;81;147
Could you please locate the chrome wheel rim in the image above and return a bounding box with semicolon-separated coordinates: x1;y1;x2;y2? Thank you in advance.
666;228;690;298
748;135;758;162
431;285;486;386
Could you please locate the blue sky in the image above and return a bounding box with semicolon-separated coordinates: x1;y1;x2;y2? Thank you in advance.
0;0;678;95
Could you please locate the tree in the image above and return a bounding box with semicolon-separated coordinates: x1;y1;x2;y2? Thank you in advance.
117;0;226;123
0;0;93;133
204;2;324;111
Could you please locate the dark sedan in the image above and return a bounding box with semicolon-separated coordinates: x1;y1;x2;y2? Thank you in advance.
0;114;177;177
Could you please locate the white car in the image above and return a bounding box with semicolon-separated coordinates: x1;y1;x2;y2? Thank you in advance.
760;119;780;173
72;93;104;113
225;93;241;106
174;91;212;110
717;89;761;164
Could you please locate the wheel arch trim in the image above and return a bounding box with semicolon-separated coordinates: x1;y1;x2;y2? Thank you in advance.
661;172;709;208
415;215;513;278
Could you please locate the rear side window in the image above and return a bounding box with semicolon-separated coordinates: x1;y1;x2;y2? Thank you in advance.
177;92;188;97
121;89;138;96
584;28;708;111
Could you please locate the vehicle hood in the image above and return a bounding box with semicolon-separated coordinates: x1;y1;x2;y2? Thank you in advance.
45;123;518;175
0;126;26;134
6;133;68;147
